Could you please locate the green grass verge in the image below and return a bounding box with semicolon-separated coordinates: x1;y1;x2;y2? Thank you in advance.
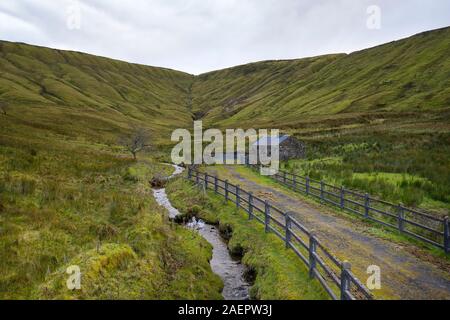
226;166;450;263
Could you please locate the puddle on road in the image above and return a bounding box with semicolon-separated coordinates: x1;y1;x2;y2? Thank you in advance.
152;165;250;300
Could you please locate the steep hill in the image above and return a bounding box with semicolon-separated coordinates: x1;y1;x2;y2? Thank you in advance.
0;41;194;143
192;27;450;129
1;27;449;139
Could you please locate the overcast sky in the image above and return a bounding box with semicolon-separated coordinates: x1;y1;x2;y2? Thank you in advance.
0;0;449;74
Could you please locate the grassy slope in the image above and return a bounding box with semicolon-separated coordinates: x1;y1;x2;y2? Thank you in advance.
1;27;449;139
0;117;223;299
192;27;450;129
0;45;218;300
190;27;450;214
0;40;327;300
0;41;194;144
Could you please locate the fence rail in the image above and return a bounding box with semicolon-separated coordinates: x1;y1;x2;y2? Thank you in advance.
247;165;450;254
187;167;373;300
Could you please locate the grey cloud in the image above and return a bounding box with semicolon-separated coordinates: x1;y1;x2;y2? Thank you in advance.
0;0;449;74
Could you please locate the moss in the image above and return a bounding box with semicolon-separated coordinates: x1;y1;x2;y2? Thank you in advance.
36;243;153;300
36;235;223;300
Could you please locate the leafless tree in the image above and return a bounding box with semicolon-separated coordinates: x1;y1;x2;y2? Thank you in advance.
120;128;152;160
0;101;7;116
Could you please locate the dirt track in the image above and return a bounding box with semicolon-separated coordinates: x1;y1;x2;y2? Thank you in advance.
206;166;450;300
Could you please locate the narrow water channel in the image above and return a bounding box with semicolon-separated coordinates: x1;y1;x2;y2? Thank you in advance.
152;165;250;300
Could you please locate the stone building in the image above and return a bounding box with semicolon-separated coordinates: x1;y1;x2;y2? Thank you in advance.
252;135;306;162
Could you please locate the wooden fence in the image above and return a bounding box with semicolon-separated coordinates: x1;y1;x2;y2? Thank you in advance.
247;165;450;254
187;167;373;300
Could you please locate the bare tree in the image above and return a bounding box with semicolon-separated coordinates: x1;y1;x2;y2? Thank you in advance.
0;101;7;116
120;128;152;160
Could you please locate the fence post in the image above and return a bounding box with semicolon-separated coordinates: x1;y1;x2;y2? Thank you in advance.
340;261;352;300
236;185;240;208
214;176;218;193
320;181;325;202
364;194;370;218
283;171;287;183
398;204;405;232
188;166;192;180
285;213;292;249
200;181;206;194
340;186;345;209
204;172;208;189
306;177;310;196
293;175;297;190
248;192;254;220
225;180;229;202
309;232;317;279
264;201;270;233
444;216;449;254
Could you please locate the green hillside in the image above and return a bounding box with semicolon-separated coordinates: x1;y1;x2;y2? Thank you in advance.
0;42;205;299
189;27;450;215
192;27;450;129
1;27;449;138
0;41;194;144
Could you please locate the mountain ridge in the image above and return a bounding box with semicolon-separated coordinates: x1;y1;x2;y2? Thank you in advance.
190;26;450;128
0;26;449;142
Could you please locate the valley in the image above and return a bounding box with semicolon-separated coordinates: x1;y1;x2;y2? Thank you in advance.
1;26;449;300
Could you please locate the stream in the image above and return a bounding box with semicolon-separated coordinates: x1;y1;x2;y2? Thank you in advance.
152;164;250;300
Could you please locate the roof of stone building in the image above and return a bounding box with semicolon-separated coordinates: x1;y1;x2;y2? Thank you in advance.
253;134;290;146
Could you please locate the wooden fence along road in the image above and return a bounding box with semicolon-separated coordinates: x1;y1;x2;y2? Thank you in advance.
187;167;373;300
246;165;450;254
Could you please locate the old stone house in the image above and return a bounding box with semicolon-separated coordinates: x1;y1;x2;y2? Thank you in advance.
252;135;306;162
